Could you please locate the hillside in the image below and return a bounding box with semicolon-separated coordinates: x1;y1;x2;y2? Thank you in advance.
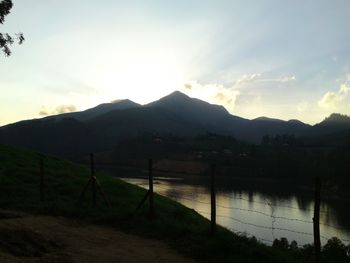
44;99;141;122
0;107;204;157
0;144;302;263
145;91;239;128
311;113;350;136
0;91;349;158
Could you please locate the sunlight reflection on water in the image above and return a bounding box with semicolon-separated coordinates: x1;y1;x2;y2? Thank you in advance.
122;177;350;246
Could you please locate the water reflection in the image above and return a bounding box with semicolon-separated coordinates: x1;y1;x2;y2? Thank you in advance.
122;177;350;246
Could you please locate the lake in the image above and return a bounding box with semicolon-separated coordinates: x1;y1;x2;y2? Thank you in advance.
119;174;350;247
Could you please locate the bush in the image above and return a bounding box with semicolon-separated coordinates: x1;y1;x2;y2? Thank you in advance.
322;237;349;262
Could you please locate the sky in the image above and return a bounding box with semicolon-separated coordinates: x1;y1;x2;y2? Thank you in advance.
1;0;350;126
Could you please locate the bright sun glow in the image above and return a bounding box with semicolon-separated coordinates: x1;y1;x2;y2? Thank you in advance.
84;49;186;108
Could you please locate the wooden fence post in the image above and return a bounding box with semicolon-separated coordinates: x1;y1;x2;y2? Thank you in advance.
148;159;154;220
90;153;96;207
211;164;216;236
39;157;44;201
313;176;321;263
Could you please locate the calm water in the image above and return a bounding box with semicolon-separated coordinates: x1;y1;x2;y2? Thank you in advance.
121;176;350;247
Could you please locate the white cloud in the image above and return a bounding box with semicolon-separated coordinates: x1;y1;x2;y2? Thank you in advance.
39;104;77;116
55;104;77;114
340;83;350;94
235;74;261;85
235;74;296;85
318;83;350;110
259;75;296;83
182;81;240;112
279;75;296;83
39;107;50;116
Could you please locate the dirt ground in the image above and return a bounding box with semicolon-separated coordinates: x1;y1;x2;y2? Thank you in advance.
0;210;196;263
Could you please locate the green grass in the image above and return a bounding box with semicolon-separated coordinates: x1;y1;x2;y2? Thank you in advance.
0;144;306;263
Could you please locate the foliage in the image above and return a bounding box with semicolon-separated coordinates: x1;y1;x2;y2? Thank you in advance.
272;237;350;263
0;0;24;56
322;237;350;262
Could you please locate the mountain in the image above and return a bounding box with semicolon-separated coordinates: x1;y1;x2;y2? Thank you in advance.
145;91;250;137
238;116;311;143
45;99;140;122
0;106;203;157
310;113;350;136
145;91;244;127
0;91;350;157
0;118;96;157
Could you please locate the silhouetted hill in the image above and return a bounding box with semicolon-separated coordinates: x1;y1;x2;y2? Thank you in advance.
239;117;310;143
145;91;242;127
1;91;350;157
322;113;350;124
88;106;203;141
45;99;140;122
310;113;350;136
0;106;203;157
145;91;251;138
0;118;97;157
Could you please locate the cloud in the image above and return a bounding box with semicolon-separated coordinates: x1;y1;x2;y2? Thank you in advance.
279;75;296;83
184;83;192;90
182;81;240;112
55;104;77;114
340;83;350;94
258;75;296;83
38;104;77;116
236;74;261;85
234;74;296;86
318;83;350;110
39;107;50;116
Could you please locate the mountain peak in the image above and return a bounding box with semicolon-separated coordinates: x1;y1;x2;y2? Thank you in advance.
288;119;307;125
170;90;185;96
110;99;135;104
163;90;190;100
145;90;233;126
323;113;350;124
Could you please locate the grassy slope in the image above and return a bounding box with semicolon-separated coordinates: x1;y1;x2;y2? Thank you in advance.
0;144;304;263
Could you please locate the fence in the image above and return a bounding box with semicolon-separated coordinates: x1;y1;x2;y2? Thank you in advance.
37;154;350;263
126;158;350;262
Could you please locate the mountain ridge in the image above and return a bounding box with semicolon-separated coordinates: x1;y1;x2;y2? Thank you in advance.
0;90;349;157
44;99;141;122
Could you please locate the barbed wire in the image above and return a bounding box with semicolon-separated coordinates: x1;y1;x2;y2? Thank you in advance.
138;181;321;211
151;183;330;214
216;204;314;224
197;210;315;235
154;186;327;224
154;187;350;240
219;193;330;214
134;182;350;243
199;210;350;245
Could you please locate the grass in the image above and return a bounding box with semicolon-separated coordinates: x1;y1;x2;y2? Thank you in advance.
0;143;307;263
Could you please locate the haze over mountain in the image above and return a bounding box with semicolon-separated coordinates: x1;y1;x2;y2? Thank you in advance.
0;91;349;157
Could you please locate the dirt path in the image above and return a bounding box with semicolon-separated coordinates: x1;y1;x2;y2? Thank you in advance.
0;210;196;263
